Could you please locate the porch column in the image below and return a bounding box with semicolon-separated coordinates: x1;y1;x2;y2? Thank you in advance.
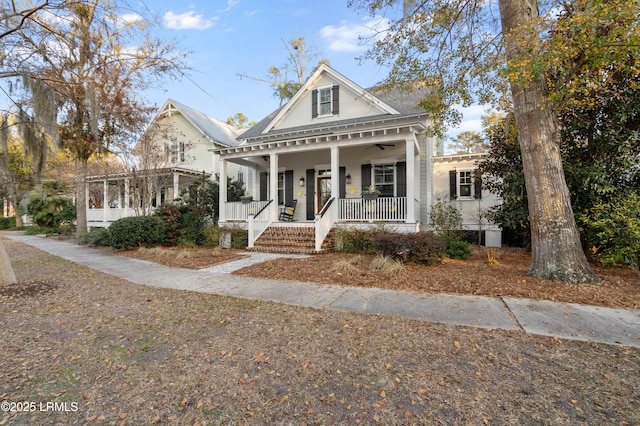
124;178;130;209
117;179;123;208
85;182;90;214
270;153;279;219
330;146;339;200
172;172;180;203
219;159;228;222
405;137;416;223
425;135;435;227
103;179;108;223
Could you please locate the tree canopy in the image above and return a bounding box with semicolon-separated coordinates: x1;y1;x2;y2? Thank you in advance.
239;35;328;106
350;0;639;283
1;0;189;235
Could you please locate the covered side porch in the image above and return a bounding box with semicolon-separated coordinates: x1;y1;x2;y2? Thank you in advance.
85;167;209;227
216;120;433;251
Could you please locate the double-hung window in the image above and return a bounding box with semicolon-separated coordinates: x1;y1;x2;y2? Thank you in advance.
374;164;395;197
319;88;332;115
459;170;472;197
450;169;482;199
312;85;339;118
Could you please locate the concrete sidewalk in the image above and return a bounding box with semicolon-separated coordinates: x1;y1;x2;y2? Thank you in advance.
3;232;640;349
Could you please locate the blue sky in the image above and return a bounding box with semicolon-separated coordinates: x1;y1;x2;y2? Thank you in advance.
146;0;483;140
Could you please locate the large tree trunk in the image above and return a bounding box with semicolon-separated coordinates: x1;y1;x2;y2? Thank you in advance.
499;0;599;283
7;186;23;228
75;159;88;237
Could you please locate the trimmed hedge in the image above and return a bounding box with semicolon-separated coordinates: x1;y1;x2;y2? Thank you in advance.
374;232;446;265
109;216;163;250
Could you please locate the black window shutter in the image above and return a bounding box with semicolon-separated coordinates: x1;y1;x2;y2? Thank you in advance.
306;169;315;220
311;89;318;118
332;85;339;115
259;172;268;201
396;161;406;197
449;170;457;200
285;170;294;206
339;166;346;198
474;171;482;200
361;164;371;191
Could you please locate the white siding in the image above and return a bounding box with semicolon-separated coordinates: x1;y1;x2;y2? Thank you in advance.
433;154;502;246
273;74;394;131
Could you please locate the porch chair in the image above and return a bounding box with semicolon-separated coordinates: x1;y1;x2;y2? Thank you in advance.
279;199;297;221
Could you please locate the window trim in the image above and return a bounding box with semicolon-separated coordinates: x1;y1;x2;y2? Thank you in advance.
373;163;395;197
312;84;339;118
452;168;481;200
318;87;332;116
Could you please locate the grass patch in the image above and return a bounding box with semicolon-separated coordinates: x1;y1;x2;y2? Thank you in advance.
369;255;405;275
329;256;364;275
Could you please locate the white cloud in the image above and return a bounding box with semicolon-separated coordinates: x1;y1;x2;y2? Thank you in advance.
218;0;239;13
163;11;217;30
120;13;142;23
319;16;389;53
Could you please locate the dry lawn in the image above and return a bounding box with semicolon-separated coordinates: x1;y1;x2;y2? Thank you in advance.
1;238;639;425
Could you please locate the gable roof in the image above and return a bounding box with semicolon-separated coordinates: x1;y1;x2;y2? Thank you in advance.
157;99;242;148
239;64;429;142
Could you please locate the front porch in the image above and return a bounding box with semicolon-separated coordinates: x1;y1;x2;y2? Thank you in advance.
215;119;432;252
86;167;209;227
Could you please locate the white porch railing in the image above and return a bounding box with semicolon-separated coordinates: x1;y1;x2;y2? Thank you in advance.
248;200;273;248
225;200;271;221
87;208;138;225
315;197;337;251
338;197;407;222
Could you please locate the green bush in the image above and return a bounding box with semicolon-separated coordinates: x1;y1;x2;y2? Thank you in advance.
582;193;640;275
374;232;446;265
108;216;163;250
27;195;76;228
441;235;472;260
82;228;111;247
24;226;58;235
203;226;220;247
155;203;207;246
336;227;385;253
0;216;16;230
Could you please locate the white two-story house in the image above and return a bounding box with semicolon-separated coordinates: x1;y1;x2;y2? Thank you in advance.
215;64;501;251
86;99;246;227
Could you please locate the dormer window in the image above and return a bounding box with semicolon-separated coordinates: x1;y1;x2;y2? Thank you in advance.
312;85;339;118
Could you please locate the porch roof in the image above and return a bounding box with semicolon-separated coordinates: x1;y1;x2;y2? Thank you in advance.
215;114;428;158
85;167;210;183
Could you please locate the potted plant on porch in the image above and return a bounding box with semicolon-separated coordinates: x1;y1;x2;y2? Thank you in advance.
361;185;381;200
240;193;253;204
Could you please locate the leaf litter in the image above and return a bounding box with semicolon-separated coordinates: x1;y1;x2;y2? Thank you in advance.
1;237;639;425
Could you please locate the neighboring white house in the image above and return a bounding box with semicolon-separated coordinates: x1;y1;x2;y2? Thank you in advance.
214;64;502;250
86;99;247;227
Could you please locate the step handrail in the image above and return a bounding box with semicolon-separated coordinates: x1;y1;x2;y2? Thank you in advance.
314;197;337;251
248;199;274;248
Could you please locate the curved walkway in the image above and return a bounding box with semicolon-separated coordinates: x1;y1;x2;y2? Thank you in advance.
3;232;640;349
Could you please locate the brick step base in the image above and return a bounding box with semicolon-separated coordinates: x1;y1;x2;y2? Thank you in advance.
251;226;334;254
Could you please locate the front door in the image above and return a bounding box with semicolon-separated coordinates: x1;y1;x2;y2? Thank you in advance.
317;176;331;213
